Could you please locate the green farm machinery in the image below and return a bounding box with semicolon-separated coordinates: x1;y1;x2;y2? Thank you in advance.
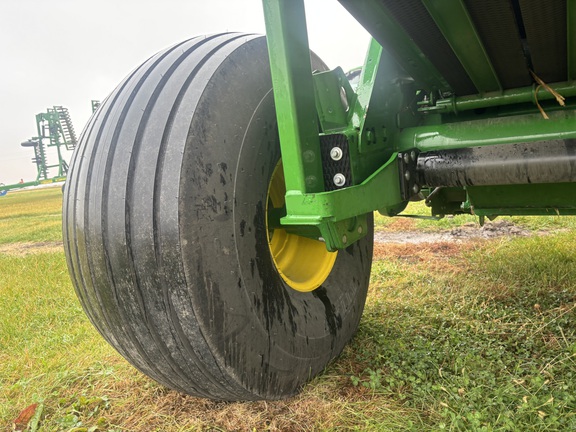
0;106;77;196
63;0;576;400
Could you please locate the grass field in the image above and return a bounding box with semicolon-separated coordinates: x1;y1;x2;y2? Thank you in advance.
2;187;576;431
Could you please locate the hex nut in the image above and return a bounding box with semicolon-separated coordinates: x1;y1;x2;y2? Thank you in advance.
333;173;346;187
330;147;343;161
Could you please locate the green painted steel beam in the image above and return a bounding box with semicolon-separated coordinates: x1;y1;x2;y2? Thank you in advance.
262;0;324;194
352;39;383;130
399;110;576;152
474;208;576;216
467;183;576;216
0;181;40;192
419;81;576;113
337;0;451;92
282;154;401;223
569;0;576;80
281;154;404;250
421;0;501;93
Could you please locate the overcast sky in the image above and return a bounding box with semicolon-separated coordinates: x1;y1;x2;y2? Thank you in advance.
0;0;369;185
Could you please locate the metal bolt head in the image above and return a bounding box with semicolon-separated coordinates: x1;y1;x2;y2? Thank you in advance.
305;175;318;188
302;150;316;163
330;147;343;161
410;150;417;161
357;225;363;234
333;173;346;187
404;171;411;181
412;184;420;194
403;153;410;164
342;235;347;244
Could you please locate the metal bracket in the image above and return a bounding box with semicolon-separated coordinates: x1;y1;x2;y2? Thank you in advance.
263;0;407;250
320;134;352;191
397;150;420;201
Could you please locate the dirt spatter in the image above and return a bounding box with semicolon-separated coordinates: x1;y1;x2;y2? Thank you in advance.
253;200;298;335
312;287;342;342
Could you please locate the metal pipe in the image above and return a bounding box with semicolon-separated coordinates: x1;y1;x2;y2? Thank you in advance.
418;81;576;114
417;139;576;187
399;109;576;152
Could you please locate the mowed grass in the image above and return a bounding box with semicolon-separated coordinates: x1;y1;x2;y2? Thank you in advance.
1;187;576;430
0;187;64;244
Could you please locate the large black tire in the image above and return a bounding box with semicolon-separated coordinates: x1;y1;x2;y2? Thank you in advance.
63;33;373;400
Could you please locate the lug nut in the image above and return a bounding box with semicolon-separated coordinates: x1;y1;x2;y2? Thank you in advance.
404;171;411;181
330;147;343;161
333;173;346;187
411;150;417;161
403;153;410;164
412;184;420;194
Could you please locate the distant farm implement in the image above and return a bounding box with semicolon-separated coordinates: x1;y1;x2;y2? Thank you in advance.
0;105;78;196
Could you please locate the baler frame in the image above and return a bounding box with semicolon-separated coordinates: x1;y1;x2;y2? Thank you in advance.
263;0;576;251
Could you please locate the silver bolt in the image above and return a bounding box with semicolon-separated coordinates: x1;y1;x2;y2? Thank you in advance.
412;184;420;194
330;147;343;161
411;150;417;161
404;171;411;181
357;226;363;234
403;153;410;164
342;235;347;244
333;173;346;187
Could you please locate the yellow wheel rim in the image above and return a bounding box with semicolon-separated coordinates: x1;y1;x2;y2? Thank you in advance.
266;162;337;292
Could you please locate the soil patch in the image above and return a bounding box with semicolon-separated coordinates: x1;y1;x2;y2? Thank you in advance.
372;241;478;273
374;220;538;245
0;241;63;256
373;241;474;261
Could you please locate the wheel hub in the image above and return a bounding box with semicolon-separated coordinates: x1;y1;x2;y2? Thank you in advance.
266;162;337;292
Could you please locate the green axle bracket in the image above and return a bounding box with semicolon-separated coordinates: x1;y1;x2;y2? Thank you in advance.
281;154;403;251
263;0;409;251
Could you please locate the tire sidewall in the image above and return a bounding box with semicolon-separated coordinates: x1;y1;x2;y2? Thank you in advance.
179;38;372;397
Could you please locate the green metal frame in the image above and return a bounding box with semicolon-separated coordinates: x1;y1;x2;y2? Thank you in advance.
569;0;576;81
262;0;576;251
421;0;501;94
264;3;405;250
